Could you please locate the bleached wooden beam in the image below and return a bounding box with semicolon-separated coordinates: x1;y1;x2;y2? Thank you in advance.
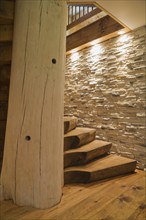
1;0;66;209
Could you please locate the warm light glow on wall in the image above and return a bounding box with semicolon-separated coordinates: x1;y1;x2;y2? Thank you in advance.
90;44;103;56
70;51;79;62
118;30;126;35
70;49;78;54
89;40;97;46
117;33;131;43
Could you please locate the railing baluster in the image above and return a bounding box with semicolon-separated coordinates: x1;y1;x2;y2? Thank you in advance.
71;6;73;22
75;6;77;21
68;6;70;25
73;6;75;22
67;4;97;28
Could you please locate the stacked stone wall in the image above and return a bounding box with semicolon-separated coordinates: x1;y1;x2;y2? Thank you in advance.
65;26;146;169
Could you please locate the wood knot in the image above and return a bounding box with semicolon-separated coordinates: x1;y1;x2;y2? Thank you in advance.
100;216;113;220
139;203;146;210
131;185;143;191
118;195;132;203
121;185;126;188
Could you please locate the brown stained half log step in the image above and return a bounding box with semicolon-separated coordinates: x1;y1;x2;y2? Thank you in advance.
64;155;137;184
64;116;78;134
64;140;112;168
64;127;96;150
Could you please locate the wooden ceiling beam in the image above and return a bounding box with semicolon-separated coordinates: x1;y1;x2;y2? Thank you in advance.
66;15;123;52
67;11;107;36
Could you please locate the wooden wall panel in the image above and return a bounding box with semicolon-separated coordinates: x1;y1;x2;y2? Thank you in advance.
0;0;14;20
0;43;12;64
0;102;8;120
0;0;13;173
0;24;13;42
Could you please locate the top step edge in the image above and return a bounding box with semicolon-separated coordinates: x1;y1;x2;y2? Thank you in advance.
64;127;96;137
65;154;137;172
64;140;112;154
64;116;78;121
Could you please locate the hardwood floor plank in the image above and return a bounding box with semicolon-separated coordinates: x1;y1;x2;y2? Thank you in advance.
127;205;146;220
18;180;116;220
41;172;143;220
1;171;145;220
55;173;144;220
90;175;145;220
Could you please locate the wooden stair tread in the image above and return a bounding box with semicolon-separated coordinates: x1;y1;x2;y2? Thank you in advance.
65;155;136;172
64;127;96;150
64;140;112;168
64;155;137;183
64;116;78;134
64;140;111;153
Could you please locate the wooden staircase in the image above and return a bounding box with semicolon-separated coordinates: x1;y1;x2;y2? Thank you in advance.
64;117;137;184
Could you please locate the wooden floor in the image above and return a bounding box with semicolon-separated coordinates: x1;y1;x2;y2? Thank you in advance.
1;170;145;220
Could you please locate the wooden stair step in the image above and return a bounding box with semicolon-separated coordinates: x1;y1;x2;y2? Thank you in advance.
64;140;112;168
64;116;78;134
64;127;96;150
64;155;137;184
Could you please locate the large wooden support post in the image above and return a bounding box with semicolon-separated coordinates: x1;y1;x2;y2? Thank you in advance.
1;0;66;209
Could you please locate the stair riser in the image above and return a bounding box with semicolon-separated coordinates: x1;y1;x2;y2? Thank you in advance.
64;121;70;134
64;136;79;151
64;131;96;150
64;153;86;168
86;144;111;161
64;171;90;184
64;118;78;134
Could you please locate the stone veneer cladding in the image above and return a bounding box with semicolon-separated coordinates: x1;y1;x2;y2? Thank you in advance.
65;26;146;169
